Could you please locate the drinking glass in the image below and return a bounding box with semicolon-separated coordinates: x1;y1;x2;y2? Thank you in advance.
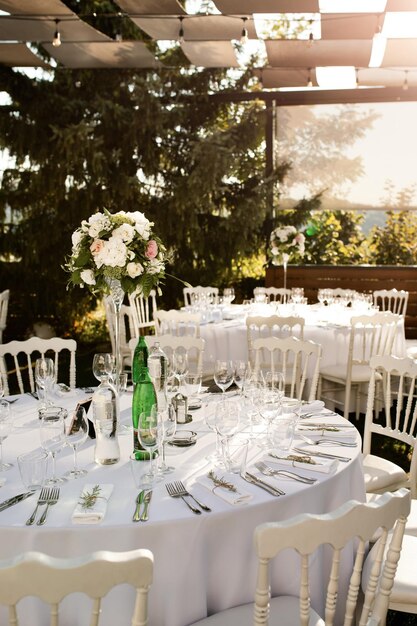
204;401;223;463
258;387;282;449
64;405;88;479
184;372;202;399
39;406;67;484
157;404;177;474
92;353;115;384
223;287;235;305
137;404;159;485
35;357;55;407
17;449;48;491
264;371;285;396
0;375;4;398
215;399;240;469
242;373;262;439
0;400;13;470
214;360;234;396
233;360;248;394
172;349;189;385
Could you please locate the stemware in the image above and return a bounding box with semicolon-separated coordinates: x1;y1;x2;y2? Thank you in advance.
214;399;241;470
204;401;223;463
92;353;115;385
213;360;234;396
39;406;67;484
0;400;13;470
172;349;189;386
64;405;89;479
233;360;248;394
258;387;283;449
157;405;177;474
223;287;235;305
34;357;55;407
0;375;4;398
137;404;160;485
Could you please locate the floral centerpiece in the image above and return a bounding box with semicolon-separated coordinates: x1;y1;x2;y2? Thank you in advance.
269;225;305;267
66;209;166;297
268;225;305;290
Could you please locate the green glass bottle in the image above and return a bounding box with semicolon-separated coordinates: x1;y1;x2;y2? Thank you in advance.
132;336;158;460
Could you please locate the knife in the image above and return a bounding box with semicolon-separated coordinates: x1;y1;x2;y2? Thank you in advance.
0;492;34;512
241;472;284;497
140;490;153;522
132;490;145;522
292;447;351;463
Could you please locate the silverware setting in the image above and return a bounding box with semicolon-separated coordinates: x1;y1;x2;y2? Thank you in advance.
141;490;152;522
254;461;317;485
292;447;351;463
240;472;284;496
26;487;49;525
132;490;153;522
174;480;211;512
37;487;60;526
132;490;145;522
166;482;202;514
0;491;34;513
300;434;357;448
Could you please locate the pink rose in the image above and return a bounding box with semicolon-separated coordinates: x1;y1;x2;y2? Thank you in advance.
145;239;158;259
90;239;105;255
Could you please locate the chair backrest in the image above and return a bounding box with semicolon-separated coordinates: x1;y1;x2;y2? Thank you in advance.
373;288;409;316
0;548;153;626
348;312;401;371
0;289;10;343
128;289;157;336
363;354;417;497
130;335;205;375
254;287;292;303
253;489;410;626
154;310;201;338
252;335;322;401
0;337;77;395
246;315;305;367
183;286;219;307
104;298;135;368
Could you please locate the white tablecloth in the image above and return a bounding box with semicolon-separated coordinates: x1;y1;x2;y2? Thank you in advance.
0;390;366;626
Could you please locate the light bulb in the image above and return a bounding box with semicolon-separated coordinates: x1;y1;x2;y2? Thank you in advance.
52;20;61;47
178;18;185;44
240;18;248;44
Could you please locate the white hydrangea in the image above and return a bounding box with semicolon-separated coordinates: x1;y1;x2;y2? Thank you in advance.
93;237;128;268
131;211;152;241
87;213;111;238
112;223;135;244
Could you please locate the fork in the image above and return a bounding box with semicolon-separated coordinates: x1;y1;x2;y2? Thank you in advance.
26;487;50;525
37;487;60;525
300;434;357;448
174;481;211;512
255;461;317;485
166;482;201;515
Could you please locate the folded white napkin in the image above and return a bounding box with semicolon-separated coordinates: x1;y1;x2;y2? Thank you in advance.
300;400;325;415
296;425;356;440
196;475;253;506
268;452;337;474
72;484;113;524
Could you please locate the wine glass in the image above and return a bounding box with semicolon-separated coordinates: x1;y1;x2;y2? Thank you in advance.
233;360;248;394
137;404;160;485
39;406;67;484
157;405;177;474
92;353;115;385
214;399;240;470
242;376;263;439
258;387;282;449
64;405;89;479
214;360;234;396
35;357;55;406
172;349;189;386
0;400;13;470
223;287;235;305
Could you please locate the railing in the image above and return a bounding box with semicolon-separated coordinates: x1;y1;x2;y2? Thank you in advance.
266;265;417;339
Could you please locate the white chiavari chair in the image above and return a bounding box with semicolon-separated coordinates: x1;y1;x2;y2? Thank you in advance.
128;289;157;336
246;315;305;368
183;286;219;307
154;310;201;338
373;288;409;316
0;289;9;343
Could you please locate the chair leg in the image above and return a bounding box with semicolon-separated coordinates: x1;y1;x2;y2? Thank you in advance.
355;384;360;421
344;383;351;420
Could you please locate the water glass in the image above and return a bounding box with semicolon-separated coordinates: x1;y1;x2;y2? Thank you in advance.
17;449;48;491
64;405;89;479
214;360;234;395
226;435;249;474
35;357;55;407
39;406;67;484
92;353;115;384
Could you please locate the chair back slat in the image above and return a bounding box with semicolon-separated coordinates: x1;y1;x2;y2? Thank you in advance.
154;310;201;338
373;289;409;316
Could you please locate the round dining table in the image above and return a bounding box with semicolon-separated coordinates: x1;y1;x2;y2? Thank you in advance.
0;387;365;626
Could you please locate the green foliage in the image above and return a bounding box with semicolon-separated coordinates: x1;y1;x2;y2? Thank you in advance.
369;211;417;265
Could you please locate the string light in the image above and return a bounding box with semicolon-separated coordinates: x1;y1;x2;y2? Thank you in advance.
240;17;248;44
308;19;314;47
369;14;386;67
178;17;184;44
403;70;409;91
259;68;263;90
307;68;313;88
52;19;61;47
355;68;359;87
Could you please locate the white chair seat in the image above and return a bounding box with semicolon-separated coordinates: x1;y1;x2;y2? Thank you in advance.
363;453;408;493
363;534;417;613
319;363;382;384
189;595;324;626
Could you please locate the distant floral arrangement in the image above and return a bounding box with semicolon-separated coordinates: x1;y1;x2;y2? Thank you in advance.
269;225;305;266
66;209;166;296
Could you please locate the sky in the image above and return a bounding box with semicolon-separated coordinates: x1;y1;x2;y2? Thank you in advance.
340;101;417;207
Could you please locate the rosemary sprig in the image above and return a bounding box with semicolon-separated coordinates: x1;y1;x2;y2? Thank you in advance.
79;485;102;510
207;470;237;492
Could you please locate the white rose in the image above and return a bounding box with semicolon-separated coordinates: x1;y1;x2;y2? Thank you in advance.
71;230;83;251
80;269;96;285
127;262;144;278
132;213;152;241
112;223;135;244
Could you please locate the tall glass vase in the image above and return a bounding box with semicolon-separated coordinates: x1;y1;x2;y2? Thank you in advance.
105;277;124;393
282;253;290;291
